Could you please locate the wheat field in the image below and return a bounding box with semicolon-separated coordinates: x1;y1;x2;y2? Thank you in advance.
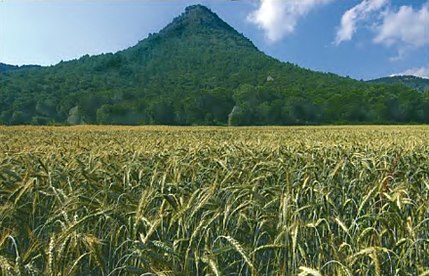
0;126;428;275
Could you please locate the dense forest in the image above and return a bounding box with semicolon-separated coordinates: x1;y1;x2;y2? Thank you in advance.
1;5;428;125
0;63;41;73
367;75;429;93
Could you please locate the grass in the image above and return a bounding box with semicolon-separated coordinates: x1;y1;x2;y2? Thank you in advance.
0;125;428;275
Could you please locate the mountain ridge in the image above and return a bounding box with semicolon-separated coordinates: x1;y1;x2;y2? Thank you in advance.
0;62;42;73
0;5;427;125
367;75;429;93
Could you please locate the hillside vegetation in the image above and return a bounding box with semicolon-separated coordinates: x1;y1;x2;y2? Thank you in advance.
367;75;429;93
1;5;428;125
0;63;41;73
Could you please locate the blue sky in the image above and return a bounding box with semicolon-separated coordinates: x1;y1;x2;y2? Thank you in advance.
0;0;428;80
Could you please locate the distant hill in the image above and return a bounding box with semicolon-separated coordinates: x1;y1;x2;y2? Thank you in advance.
367;75;429;93
0;62;41;73
0;5;427;125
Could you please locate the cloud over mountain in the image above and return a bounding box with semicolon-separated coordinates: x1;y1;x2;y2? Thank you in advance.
248;0;333;42
392;66;429;79
334;0;388;45
374;2;429;60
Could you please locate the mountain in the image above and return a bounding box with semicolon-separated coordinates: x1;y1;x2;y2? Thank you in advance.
367;75;429;93
0;62;41;73
0;63;19;72
0;5;428;125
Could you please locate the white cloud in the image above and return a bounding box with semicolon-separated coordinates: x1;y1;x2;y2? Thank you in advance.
335;0;388;45
248;0;333;42
391;66;429;79
373;4;429;48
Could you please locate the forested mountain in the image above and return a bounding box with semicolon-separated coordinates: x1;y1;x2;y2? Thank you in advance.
367;75;429;93
1;5;428;125
0;63;41;73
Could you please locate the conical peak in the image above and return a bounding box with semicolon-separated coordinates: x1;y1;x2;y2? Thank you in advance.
159;4;234;35
183;5;229;28
185;4;213;14
183;4;219;24
139;4;258;52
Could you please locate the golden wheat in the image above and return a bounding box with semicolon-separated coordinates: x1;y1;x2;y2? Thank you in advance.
0;125;428;275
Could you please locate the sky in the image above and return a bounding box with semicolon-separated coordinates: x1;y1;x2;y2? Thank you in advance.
0;0;428;80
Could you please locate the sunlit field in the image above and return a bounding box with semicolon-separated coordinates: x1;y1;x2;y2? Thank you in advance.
1;126;428;275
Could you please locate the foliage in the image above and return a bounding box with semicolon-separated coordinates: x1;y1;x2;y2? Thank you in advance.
0;125;428;275
367;75;429;93
0;5;428;125
0;63;41;73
